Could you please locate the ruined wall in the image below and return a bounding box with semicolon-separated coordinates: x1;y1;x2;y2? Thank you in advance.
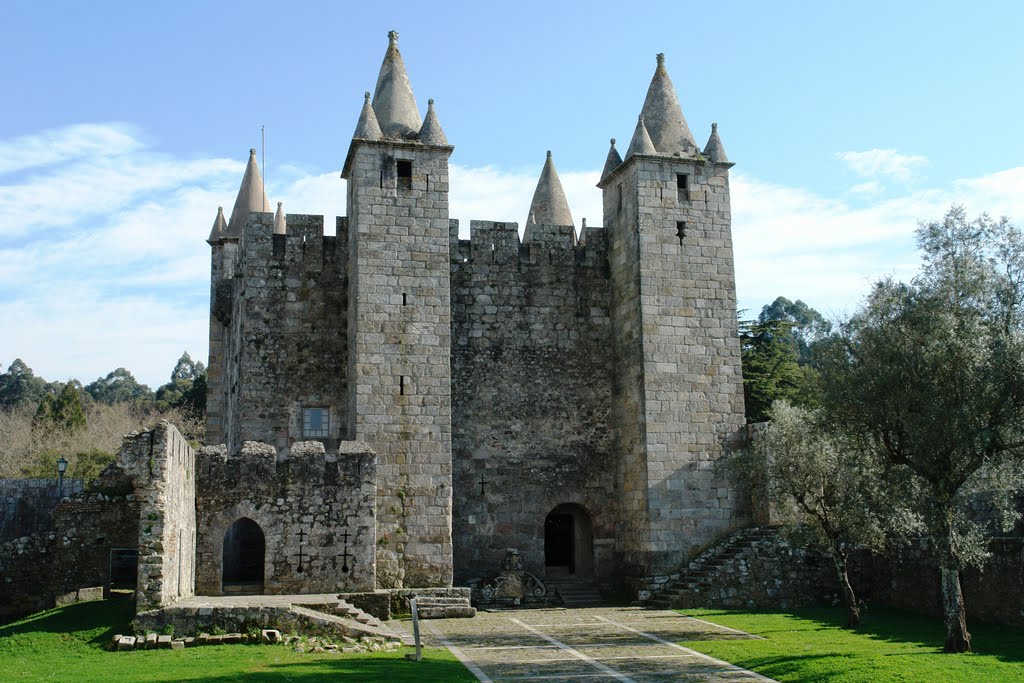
604;155;747;585
0;469;138;624
119;423;197;611
0;478;85;542
195;440;376;595
450;220;616;583
213;214;350;456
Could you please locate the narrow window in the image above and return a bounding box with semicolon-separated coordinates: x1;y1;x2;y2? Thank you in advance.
402;292;407;306
380;170;384;189
397;160;413;190
676;221;686;245
676;174;689;203
399;376;406;395
303;407;330;438
616;184;623;215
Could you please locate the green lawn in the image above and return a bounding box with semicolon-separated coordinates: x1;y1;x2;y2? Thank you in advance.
0;597;477;682
681;607;1024;682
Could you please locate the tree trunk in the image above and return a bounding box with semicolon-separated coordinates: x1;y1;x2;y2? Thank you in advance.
830;546;860;629
940;565;971;653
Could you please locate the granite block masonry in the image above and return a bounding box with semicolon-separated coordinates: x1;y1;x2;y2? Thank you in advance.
202;31;749;599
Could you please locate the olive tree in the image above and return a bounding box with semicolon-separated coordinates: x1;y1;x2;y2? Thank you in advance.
818;207;1024;652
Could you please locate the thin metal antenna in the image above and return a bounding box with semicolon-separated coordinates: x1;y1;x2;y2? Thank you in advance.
261;125;266;209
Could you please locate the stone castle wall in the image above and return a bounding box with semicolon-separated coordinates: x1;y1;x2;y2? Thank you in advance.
0;477;84;542
195;440;376;595
212;213;351;456
118;423;197;611
449;220;617;583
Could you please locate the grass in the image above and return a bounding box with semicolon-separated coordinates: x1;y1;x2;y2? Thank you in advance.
0;596;477;682
680;606;1024;682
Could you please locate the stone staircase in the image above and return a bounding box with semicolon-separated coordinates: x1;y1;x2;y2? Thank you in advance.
413;594;476;619
292;598;406;641
545;569;604;608
648;526;782;610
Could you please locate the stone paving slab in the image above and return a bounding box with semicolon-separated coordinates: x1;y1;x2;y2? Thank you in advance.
419;606;774;682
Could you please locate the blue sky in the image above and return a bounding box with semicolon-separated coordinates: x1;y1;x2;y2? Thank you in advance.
2;1;1023;387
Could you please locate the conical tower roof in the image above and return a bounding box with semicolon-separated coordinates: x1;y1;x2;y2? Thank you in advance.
227;149;271;238
352;91;383;141
626;115;657;158
526;151;574;227
601;138;623;180
371;30;422;139
207;206;228;244
640;53;698;156
274;202;286;235
703;122;729;163
418;98;448;145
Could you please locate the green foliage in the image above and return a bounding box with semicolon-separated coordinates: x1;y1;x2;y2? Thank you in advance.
85;368;154;405
155;352;206;419
0;359;50;408
33;382;87;434
159;623;175;636
739;318;819;422
682;607;1024;683
818;206;1024;651
71;449;116;484
757;296;832;365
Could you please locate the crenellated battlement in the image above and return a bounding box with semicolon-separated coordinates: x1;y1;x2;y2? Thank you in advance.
232;213;349;272
450;219;608;269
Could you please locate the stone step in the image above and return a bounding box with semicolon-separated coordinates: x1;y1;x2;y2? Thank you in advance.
417;605;477;619
289;605;404;641
415;597;470;606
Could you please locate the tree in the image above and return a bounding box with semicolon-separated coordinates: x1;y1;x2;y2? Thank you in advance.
85;368;154;405
0;359;49;408
739;318;819;422
818;207;1024;652
34;382;87;434
156;352;207;420
749;400;895;629
758;296;832;365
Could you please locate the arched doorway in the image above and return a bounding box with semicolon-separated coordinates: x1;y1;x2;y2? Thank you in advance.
222;517;265;594
544;503;594;578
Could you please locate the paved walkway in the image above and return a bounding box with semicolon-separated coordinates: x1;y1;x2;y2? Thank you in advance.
417;606;774;682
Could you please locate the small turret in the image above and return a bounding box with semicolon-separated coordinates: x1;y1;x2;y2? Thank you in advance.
226;149;271;239
273;202;286;235
702;122;729;163
639;53;698;157
601;138;623;181
371;30;422;139
526;151;574;228
352;91;383;141
418;99;448;145
625;115;657;158
207;206;228;245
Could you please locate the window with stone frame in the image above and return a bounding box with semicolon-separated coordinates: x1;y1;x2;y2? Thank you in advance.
397;159;413;190
302;407;330;438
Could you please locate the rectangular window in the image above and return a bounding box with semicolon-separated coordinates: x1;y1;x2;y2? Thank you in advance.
303;407;330;438
397;160;413;190
677;174;689;203
676;221;686;245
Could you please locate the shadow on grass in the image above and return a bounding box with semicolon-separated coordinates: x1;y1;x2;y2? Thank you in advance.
0;594;133;645
159;656;479;683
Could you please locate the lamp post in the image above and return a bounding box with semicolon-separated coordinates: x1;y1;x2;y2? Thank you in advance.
56;456;68;498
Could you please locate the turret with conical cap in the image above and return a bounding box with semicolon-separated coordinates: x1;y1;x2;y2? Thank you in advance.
353;91;383;141
702;122;729;163
207;206;228;245
371;30;422;139
640;53;698;157
625;115;657;158
227;149;271;239
601;138;623;181
526;150;574;229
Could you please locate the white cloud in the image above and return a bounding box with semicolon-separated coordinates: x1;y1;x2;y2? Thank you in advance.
836;148;929;182
0;123;143;176
2;122;1023;387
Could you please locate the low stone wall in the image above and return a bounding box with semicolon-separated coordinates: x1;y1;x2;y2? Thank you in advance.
388;587;471;615
0;485;138;624
0;478;84;541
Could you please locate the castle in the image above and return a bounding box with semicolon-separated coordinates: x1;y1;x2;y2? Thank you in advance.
202;30;747;599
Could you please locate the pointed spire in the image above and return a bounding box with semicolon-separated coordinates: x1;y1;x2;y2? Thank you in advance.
601;138;623;180
703;122;729;163
639;53;698;156
371;30;422;139
526;151;574;227
207;206;228;245
274;202;286;235
418;98;448;145
626;115;657;158
352;91;383;141
227;149;271;238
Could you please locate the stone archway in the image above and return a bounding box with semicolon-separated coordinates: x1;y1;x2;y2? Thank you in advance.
544;503;594;578
222;517;265;594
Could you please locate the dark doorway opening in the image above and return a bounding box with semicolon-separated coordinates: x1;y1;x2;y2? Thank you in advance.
108;548;138;590
222;517;265;593
545;513;575;570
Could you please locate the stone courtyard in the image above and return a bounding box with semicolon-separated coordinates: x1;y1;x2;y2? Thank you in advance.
418;606;772;682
